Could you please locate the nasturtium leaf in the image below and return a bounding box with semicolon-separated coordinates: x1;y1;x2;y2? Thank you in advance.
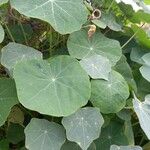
117;109;131;121
114;55;137;91
10;0;88;34
94;120;128;150
61;141;96;150
13;55;91;116
25;118;66;150
62;107;104;150
92;13;122;31
0;78;18;126
140;53;150;82
110;145;142;150
67;29;122;66
90;71;129;114
0;0;8;5
7;123;25;144
133;94;150;139
80;54;111;80
1;42;42;74
0;24;4;43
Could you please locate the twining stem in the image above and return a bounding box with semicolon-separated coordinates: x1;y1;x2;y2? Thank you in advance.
121;23;145;49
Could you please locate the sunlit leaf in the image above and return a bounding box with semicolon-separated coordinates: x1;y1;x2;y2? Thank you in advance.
62;107;104;150
0;24;4;43
25;118;66;150
133;94;150;139
80;54;111;80
110;145;142;150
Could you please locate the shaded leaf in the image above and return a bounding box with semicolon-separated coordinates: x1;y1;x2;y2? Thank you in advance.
0;78;18;126
25;118;66;150
62;107;104;150
91;71;129;114
0;139;9;150
13;55;91;116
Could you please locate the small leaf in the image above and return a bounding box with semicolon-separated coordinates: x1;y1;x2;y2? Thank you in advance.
61;141;96;150
25;118;66;150
62;107;104;150
95;120;128;150
13;55;91;116
0;24;4;43
10;0;88;34
80;55;111;80
133;94;150;139
0;78;18;126
140;53;150;82
91;71;129;114
110;145;142;150
67;30;122;66
1;42;42;74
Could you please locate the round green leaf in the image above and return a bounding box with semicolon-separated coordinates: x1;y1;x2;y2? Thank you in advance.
13;55;91;116
1;42;42;73
67;30;122;66
62;107;104;150
110;145;142;150
94;121;128;150
90;71;129;114
10;0;88;34
133;94;150;139
0;78;18;126
0;24;4;43
61;141;96;150
80;55;111;80
25;118;66;150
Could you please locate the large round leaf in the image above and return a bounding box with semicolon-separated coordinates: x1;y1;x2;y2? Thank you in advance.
80;54;111;80
10;0;88;34
1;42;42;74
94;121;128;150
90;71;129;114
67;30;122;66
13;55;91;116
62;107;104;150
0;78;18;126
133;94;150;139
0;24;4;43
110;145;142;150
25;118;66;150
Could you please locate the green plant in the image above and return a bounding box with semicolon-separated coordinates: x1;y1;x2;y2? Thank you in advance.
0;0;150;149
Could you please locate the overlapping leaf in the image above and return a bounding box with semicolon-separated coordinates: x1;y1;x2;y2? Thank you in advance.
62;107;104;150
110;145;142;150
0;24;4;43
13;55;91;116
80;54;111;80
0;78;18;126
140;53;150;82
67;29;122;66
10;0;88;34
133;94;150;139
91;71;129;114
1;43;42;75
25;118;66;150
